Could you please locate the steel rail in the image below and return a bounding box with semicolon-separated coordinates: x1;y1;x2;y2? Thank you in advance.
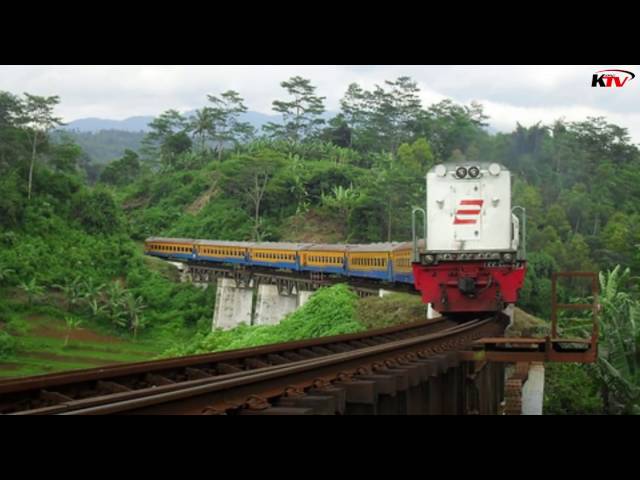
1;317;455;414
0;317;450;394
53;318;501;415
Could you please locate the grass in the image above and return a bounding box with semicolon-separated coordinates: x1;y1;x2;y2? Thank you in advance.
357;292;427;329
0;298;167;379
0;287;434;378
2;279;549;380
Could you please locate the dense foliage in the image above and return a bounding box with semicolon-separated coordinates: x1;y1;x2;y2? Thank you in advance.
162;284;362;357
0;92;214;348
2;76;640;412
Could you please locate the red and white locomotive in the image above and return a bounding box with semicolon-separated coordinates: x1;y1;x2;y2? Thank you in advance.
412;163;526;317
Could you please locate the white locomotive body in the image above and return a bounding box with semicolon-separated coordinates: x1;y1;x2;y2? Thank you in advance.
426;163;518;253
412;162;526;316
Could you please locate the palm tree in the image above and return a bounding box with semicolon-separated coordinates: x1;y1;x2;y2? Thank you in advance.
19;279;45;306
188;108;215;153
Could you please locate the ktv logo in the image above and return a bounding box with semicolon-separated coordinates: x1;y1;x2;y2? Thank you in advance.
591;69;635;88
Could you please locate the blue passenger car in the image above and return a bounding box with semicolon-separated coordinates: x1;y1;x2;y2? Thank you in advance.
248;243;311;271
299;244;348;276
194;240;251;265
144;237;196;261
345;244;395;281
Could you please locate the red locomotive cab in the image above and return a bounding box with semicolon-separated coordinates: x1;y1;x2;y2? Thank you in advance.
412;163;527;317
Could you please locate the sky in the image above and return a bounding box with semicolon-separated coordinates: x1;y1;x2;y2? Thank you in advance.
1;65;639;142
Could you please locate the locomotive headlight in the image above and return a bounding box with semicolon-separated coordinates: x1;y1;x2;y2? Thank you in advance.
423;254;435;265
503;253;513;262
455;166;468;179
435;164;447;177
468;166;480;178
489;163;501;176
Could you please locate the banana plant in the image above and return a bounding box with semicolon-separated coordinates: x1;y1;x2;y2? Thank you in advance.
124;293;147;339
63;316;83;348
594;266;640;413
53;276;84;312
19;279;45;306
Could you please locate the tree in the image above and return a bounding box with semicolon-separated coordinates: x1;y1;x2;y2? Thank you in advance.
264;77;326;142
71;187;123;235
142;109;189;170
0;91;22;128
374;76;423;153
162;131;192;166
397;138;435;171
220;151;285;240
49;135;83;174
206;90;254;160
339;77;423;154
19;94;64;200
100;149;141;186
188;107;215;153
0;91;26;170
340;84;369;148
378;160;424;241
321;114;353;148
417;99;489;161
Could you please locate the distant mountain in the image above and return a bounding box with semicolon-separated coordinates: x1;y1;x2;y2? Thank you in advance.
60;110;337;164
63;111;286;133
63;116;154;133
53;129;146;164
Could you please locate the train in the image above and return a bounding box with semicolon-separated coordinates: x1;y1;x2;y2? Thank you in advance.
144;239;416;284
145;162;526;317
412;162;526;315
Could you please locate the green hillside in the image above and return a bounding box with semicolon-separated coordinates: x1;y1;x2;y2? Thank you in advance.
1;77;640;413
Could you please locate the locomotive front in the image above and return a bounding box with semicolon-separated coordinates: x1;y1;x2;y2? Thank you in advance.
412;163;526;317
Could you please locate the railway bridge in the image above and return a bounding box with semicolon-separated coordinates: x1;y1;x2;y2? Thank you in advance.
0;273;599;415
0;315;528;415
178;262;428;330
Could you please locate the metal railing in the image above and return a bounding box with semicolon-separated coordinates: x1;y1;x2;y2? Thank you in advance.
412;207;427;262
511;205;526;259
551;271;599;343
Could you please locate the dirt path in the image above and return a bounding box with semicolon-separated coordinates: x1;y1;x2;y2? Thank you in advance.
26;314;126;343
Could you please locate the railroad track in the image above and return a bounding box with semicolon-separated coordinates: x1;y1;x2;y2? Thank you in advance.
0;315;507;415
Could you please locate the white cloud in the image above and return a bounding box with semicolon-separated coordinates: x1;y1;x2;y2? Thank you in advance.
1;65;638;142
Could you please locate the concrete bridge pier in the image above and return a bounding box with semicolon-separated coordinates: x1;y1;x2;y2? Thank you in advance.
521;363;545;415
212;278;254;330
254;284;298;326
297;290;314;307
